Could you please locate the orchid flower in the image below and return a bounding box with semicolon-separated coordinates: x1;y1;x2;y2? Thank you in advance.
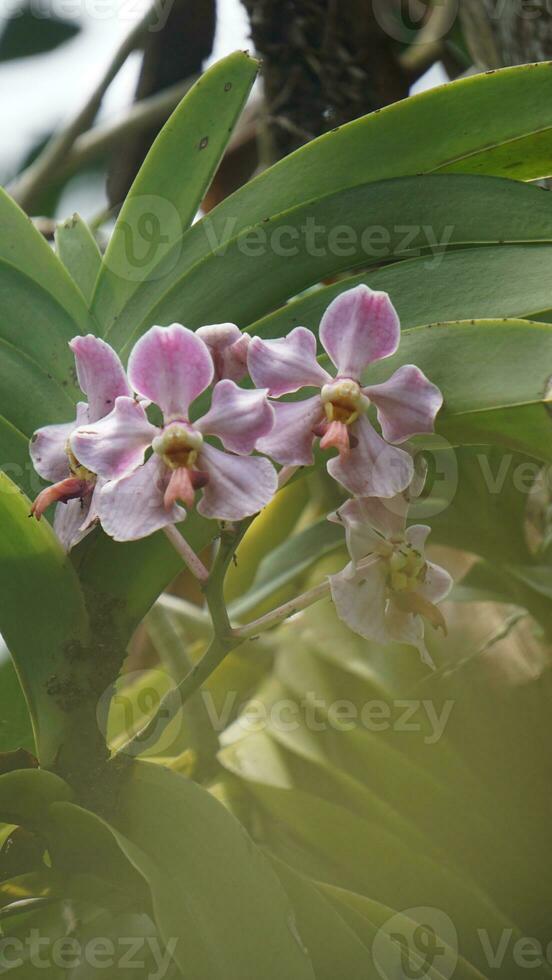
328;495;453;666
196;323;250;383
29;336;131;551
69;324;277;542
248;285;442;498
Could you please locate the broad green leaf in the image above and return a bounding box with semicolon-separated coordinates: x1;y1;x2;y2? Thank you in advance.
0;8;79;60
0;473;90;765
110;174;552;350
268;857;373;979
0;770;72;827
92;51;258;331
0;647;34;754
363;320;552;464
247;243;552;339
115;762;316;980
103;62;552;341
55;214;101;306
0;187;94;331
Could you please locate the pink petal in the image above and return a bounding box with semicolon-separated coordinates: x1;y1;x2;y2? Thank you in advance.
330;557;389;643
330;496;407;562
97;455;186;541
385;600;433;666
319;285;400;380
327;415;413;498
54;497;93;552
405;524;431;553
69;335;131;423
196;380;275;455
30;403;87;482
70;396;158;480
127;324;213;421
420;560;453;604
196;323;250;383
256;396;324;466
197;443;277;520
364;365;443;444
248;327;331;397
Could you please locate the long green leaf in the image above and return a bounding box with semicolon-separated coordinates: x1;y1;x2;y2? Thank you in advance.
55;214;101;306
247;243;552;339
114;762;316;980
110;175;552;350
0;473;90;765
92;51;258;332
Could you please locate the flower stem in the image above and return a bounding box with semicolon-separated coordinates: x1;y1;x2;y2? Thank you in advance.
233;579;331;640
163;525;209;583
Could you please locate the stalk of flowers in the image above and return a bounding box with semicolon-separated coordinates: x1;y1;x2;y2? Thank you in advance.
328;493;453;666
67;324;277;541
248;284;443;499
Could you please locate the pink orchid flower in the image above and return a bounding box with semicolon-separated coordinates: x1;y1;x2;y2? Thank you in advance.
70;324;277;542
328;495;452;666
29;336;131;551
248;285;443;498
196;323;250;383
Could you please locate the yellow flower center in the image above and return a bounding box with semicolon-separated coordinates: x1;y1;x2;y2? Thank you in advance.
152;423;203;471
65;443;95;482
321;381;364;426
387;544;426;594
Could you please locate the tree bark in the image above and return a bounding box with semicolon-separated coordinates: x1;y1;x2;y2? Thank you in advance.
460;0;552;68
241;0;410;161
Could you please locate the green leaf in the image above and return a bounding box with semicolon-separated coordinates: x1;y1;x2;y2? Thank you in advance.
92;51;259;332
363;320;552;464
114;762;316;980
0;6;79;61
0;770;73;828
55;214;101;306
230;520;343;621
0;646;34;754
247;243;552;339
268;857;373;979
0;473;90;766
107;174;552;350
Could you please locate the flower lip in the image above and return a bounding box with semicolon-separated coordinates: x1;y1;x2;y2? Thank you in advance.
152;422;204;470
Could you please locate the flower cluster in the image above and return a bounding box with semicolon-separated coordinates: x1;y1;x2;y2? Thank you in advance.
30;285;451;661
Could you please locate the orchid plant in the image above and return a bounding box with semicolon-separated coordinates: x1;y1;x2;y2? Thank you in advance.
3;49;552;980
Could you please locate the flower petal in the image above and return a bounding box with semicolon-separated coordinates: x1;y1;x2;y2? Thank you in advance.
196;323;250;382
420;560;453;604
405;524;431;552
196;380;275;455
69;335;131;423
330;557;389;643
319;285;400;380
30;403;87;482
327;415;413;498
385;600;433;667
248;327;331;397
197;443;277;520
364;365;443;444
256;396;323;466
70;396;158;480
330;496;407;562
97;455;186;541
128;324;213;420
53;497;92;552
